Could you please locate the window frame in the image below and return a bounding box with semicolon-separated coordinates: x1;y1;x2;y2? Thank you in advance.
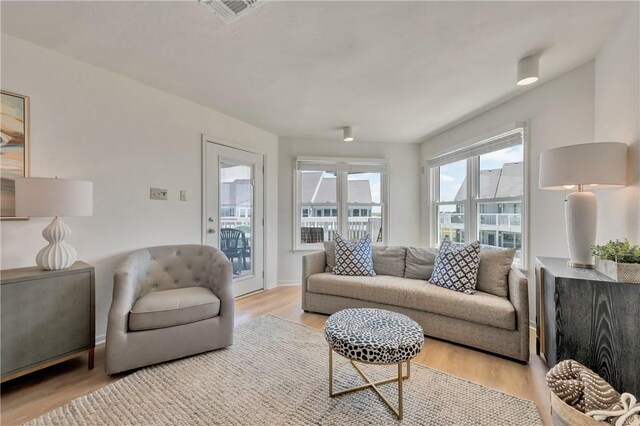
293;156;390;251
427;124;529;269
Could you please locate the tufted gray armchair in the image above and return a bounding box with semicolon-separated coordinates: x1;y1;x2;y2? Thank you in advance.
105;245;234;374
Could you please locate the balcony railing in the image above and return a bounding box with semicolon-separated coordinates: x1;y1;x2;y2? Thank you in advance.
300;217;382;242
220;216;383;244
439;214;464;225
439;212;521;232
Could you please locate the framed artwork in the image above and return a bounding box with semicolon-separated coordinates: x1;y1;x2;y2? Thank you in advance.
1;90;30;220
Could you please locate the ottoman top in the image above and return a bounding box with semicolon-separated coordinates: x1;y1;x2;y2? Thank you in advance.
324;308;424;364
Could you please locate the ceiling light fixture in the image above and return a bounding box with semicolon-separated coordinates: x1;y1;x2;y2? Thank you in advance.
343;126;354;142
517;55;540;86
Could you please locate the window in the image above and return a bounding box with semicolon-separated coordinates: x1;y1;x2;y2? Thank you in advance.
429;126;526;267
220;207;235;217
295;157;389;249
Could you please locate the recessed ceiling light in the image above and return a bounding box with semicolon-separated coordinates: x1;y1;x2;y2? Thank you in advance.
517;55;540;86
343;126;354;142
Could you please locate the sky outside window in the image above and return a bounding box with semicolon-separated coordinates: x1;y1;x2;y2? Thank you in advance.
439;160;466;201
479;145;523;171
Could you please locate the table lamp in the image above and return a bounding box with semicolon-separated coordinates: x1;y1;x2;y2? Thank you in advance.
539;142;627;268
15;177;93;270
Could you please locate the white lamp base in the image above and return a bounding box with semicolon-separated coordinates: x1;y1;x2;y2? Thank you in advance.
36;217;77;270
565;191;597;269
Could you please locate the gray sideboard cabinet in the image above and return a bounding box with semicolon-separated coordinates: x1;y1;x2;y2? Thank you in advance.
1;261;95;382
535;257;640;396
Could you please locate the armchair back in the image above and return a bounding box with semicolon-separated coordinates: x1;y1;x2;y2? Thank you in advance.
127;245;222;299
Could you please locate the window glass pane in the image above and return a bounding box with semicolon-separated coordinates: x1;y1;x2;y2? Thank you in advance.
300;205;338;243
348;172;381;203
220;162;253;278
349;205;383;242
300;170;337;203
479;145;523;198
478;144;523;265
299;170;338;244
438;160;467;202
477;201;523;265
437;204;464;245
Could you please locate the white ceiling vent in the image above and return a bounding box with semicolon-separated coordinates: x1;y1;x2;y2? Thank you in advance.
200;0;264;24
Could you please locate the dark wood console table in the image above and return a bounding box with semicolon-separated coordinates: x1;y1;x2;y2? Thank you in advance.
535;257;639;396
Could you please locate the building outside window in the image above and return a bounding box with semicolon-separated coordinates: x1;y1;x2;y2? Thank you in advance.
220;207;236;217
429;126;526;267
295;157;389;249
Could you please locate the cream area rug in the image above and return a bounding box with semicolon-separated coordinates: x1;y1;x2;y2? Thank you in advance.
28;315;543;425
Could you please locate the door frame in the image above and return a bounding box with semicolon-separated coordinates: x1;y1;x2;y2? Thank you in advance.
201;134;267;292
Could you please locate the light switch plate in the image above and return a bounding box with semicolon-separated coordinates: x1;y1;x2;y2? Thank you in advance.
150;188;168;200
180;190;187;201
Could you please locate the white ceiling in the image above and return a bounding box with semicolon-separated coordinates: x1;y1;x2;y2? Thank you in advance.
0;1;630;143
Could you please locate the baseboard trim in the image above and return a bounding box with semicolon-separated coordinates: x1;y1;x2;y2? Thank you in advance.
277;281;301;286
96;334;106;346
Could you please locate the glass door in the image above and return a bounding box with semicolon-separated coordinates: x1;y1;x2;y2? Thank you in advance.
205;142;264;297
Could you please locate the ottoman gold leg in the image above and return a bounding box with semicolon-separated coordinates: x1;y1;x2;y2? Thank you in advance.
398;362;404;420
328;347;409;420
329;346;333;396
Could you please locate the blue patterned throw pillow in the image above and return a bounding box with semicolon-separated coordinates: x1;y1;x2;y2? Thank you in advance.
431;238;480;294
333;234;376;276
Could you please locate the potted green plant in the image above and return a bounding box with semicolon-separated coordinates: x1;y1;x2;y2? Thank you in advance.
591;239;640;284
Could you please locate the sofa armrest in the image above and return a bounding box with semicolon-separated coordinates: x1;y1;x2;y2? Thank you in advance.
508;266;530;361
508;266;529;330
301;251;326;310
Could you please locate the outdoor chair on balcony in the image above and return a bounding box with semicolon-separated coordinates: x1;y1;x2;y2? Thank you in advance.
220;228;249;273
301;227;324;244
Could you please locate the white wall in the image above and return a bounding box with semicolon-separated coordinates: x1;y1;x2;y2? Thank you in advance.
594;5;640;244
420;62;597;321
0;34;279;342
278;137;422;284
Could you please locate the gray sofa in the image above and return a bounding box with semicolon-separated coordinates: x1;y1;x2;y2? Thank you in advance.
302;245;529;362
106;245;234;374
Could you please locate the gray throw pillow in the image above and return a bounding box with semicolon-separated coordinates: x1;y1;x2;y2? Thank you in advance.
477;248;516;297
372;246;407;277
404;247;438;280
323;241;336;272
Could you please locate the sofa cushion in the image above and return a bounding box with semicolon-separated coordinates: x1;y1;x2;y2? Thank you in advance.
307;273;515;330
129;286;220;331
431;239;480;294
404;247;437;280
372;246;406;277
324;241;336;272
478;248;516;297
333;234;375;276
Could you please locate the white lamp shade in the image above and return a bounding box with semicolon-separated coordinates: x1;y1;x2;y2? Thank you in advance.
15;177;93;217
539;142;627;190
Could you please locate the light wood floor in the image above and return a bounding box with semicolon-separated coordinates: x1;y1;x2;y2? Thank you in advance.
1;286;551;425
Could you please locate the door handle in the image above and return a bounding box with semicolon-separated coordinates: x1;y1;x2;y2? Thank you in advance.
208;228;216;234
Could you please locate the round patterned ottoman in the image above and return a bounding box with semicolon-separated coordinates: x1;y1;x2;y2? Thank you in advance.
324;308;424;420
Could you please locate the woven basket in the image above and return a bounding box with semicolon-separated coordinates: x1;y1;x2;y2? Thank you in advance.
595;258;640;283
550;392;607;426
